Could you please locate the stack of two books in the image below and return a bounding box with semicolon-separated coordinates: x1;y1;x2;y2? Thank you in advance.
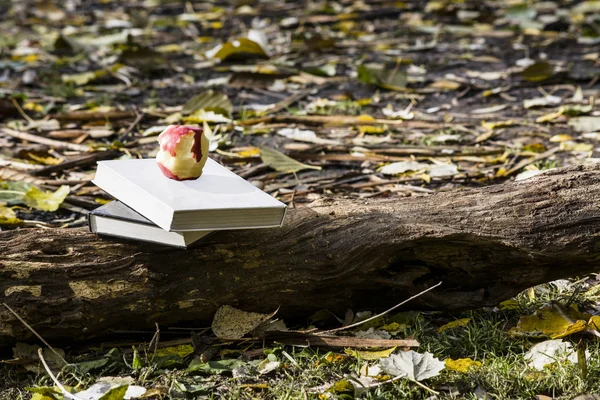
89;158;286;247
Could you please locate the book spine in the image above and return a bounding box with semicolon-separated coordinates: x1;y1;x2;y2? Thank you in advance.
88;214;97;233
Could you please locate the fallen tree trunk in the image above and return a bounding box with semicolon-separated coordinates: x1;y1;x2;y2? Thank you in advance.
2;165;600;346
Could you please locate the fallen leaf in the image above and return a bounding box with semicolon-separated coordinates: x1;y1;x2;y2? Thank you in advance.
10;343;65;373
511;304;591;339
154;345;195;358
23;185;69;212
257;359;280;374
182;90;232;117
437;318;471;333
429;79;461;90
75;382;137;400
471;104;508;114
520;62;554;82
429;164;459;178
444;357;482;373
277;128;340;145
524;339;578;371
187;358;245;374
184;110;232;124
206;37;268;61
523;95;562;109
119;45;168;71
382;104;414;119
569;116;600;133
515;169;544;181
549;134;573;142
0;205;22;225
211;305;277;339
482;120;517;130
357;64;407;91
380;161;429;175
379;351;445;381
260;147;322;173
345;347;397;360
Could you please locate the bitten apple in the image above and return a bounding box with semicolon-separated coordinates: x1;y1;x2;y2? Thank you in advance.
156;125;209;180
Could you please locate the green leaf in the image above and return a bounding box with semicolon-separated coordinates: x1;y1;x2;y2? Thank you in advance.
30;393;60;400
182;90;232;117
187;358;245;374
73;358;110;374
23;185;69;212
119;45;168;71
27;386;63;400
260;147;322;173
132;346;142;370
520;62;554;82
0;181;32;204
98;385;128;400
358;65;407;91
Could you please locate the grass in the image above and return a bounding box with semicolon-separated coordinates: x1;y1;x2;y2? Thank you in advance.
3;278;600;399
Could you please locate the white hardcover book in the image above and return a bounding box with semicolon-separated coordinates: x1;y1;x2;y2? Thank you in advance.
89;201;211;248
93;158;287;232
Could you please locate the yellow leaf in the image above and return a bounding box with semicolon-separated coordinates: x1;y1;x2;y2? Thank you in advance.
549;134;573;142
12;54;39;63
327;379;354;394
444;357;482;373
345;347;396;360
211;21;224;29
356;98;372;106
511;304;590;339
560;142;593;152
437;318;471;333
358;125;387;134
357;115;376;122
536;110;564;123
236;147;261;157
156;44;183;53
154;344;194;358
27;153;63;165
23;102;44;113
482;120;517;130
0;206;22;225
379;322;407;333
23;185;70;212
588;316;600;331
207;38;268;61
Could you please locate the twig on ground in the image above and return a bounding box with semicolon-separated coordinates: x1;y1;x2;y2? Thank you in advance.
38;348;83;400
117;107;144;142
318;281;443;335
3;303;69;367
0;127;89;152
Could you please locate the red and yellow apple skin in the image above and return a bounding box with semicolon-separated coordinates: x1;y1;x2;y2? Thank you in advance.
156;125;210;181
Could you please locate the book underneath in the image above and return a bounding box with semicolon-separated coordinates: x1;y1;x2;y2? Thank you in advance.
89;201;211;248
93;158;287;232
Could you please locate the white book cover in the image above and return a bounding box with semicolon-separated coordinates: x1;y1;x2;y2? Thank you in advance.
93;158;286;231
89;201;211;248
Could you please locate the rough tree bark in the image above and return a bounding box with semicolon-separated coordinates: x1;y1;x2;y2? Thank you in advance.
1;164;600;346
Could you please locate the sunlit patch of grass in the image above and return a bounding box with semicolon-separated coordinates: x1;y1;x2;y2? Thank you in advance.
4;278;600;399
